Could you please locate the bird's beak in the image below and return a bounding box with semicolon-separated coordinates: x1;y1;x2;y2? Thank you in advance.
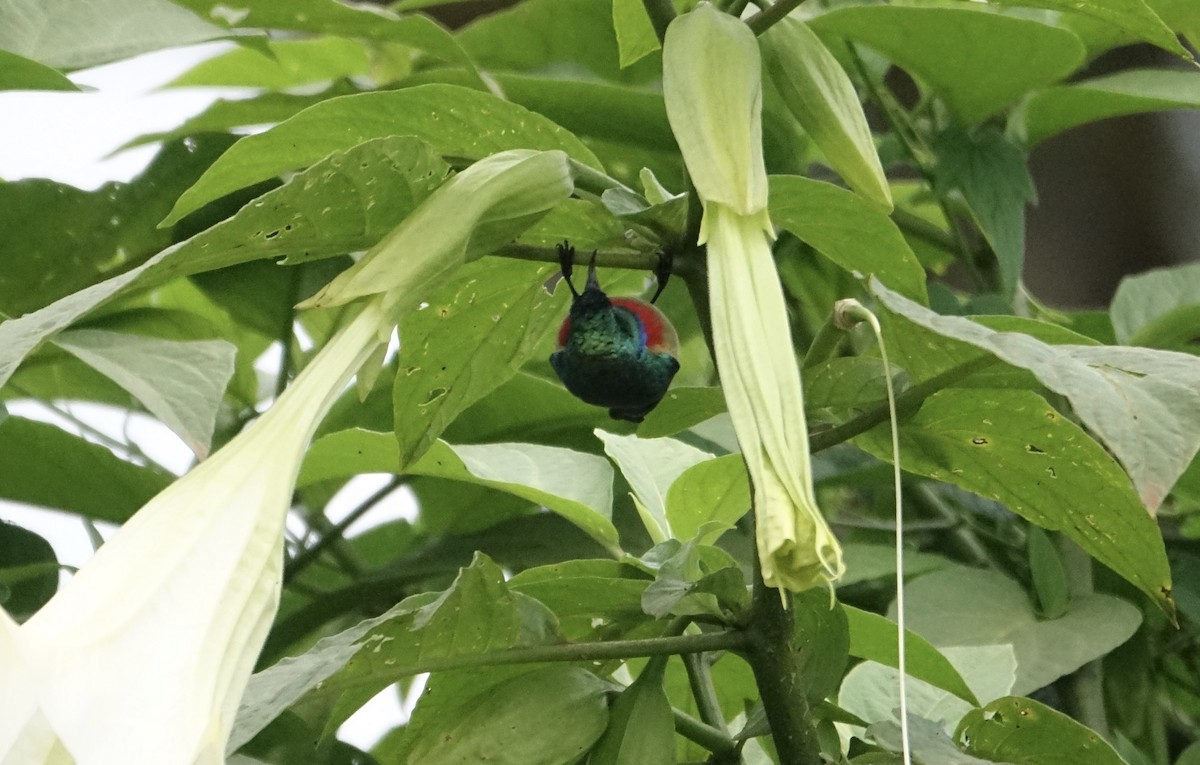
585;250;601;292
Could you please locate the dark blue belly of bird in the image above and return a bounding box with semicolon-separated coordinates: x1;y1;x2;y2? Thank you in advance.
550;242;680;423
551;345;679;422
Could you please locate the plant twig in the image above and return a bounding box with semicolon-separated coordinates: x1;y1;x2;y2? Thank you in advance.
283;477;402;584
746;0;806;35
673;708;740;759
808;354;997;453
641;0;677;42
683;652;743;764
494;243;664;273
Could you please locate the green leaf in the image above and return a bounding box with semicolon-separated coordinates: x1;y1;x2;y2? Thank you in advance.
873;277;1200;518
1110;261;1200;350
508;560;653;641
406;666;609;764
1027;526;1070;619
612;0;661;68
808;2;1085;124
769;175;927;304
979;0;1188;59
392;258;565;467
456;0;660;85
761;19;891;211
636;387;728;438
0;521;58;618
53;330;234;459
1017;69;1200;147
956;696;1128;764
1147;0;1200;47
166;37;370;89
0;50;78;91
0;134;237;317
118;87;357;152
898;567;1142;694
589;658;674;765
233;553;563;749
857;387;1172;610
844;604;981;706
0;417;172;523
299;430;620;548
172;0;476;69
0;136;448;393
596;430;715;543
0;0;226;70
162;84;601;226
664;454;750;544
932;126;1035;296
793;590;850;704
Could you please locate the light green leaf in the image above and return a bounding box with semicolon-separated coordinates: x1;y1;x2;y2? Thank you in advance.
596;429;715;543
0;416;172;523
770;175;927;304
612;0;661;68
977;0;1188;59
932;127;1035;296
166;37;370;89
392;259;565;467
871;715;1007;765
956;696;1128;764
809;2;1085;124
173;0;475;68
54;330;234;458
589;658;674;765
761;19;891;211
874;277;1200;517
665;454;750;544
896;567;1142;694
0;0;225;70
856;387;1172;610
838;543;951;588
1017;69;1200;147
636;387;728;439
0;137;449;393
299;430;619;548
1027;526;1070;619
162;85;601;225
1147;0;1200;47
1110;261;1200;349
412;440;618;548
840;644;1016;732
844;604;980;706
0;50;77;91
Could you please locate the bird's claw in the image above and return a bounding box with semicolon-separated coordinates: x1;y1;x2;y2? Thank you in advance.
649;248;673;304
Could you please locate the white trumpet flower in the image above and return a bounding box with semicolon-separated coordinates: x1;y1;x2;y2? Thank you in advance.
664;3;844;592
0;297;389;765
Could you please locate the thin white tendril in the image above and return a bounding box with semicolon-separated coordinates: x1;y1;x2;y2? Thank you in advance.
836;300;910;764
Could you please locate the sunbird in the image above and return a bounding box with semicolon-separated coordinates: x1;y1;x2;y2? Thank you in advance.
550;241;680;422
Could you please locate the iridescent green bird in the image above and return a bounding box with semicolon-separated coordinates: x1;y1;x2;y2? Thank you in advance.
550;242;680;422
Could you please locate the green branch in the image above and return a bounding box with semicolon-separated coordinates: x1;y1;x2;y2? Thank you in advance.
284;477;402;585
494;243;664;273
674;708;740;759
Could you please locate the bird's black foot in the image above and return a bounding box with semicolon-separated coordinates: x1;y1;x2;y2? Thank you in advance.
557;240;579;298
649;248;673;304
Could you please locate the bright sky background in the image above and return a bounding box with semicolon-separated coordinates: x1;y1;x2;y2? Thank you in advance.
0;43;416;750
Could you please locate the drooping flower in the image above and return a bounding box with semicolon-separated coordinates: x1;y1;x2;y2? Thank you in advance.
663;3;844;592
0;296;389;765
